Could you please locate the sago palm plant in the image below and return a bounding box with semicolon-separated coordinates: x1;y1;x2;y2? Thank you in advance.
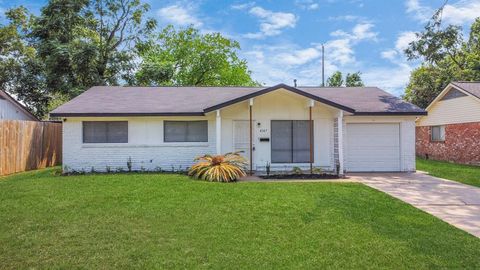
188;152;248;182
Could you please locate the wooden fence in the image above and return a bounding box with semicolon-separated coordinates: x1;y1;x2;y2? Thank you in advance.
0;120;62;176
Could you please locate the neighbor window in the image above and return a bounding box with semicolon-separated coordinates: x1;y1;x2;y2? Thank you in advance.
83;121;128;143
431;125;445;142
271;120;313;163
164;121;208;142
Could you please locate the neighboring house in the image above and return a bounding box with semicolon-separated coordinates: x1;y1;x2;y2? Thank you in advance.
50;84;426;174
0;90;38;121
416;82;480;165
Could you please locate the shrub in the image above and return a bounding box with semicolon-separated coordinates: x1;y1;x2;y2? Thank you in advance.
188;152;247;182
292;166;303;175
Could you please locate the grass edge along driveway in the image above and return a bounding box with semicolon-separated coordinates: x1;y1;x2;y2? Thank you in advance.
1;167;479;269
417;158;480;188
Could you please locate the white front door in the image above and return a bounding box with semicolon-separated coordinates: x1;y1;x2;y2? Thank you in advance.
345;123;401;172
233;120;255;165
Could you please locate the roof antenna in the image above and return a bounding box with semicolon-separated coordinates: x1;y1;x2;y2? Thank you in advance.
321;43;325;87
293;79;297;87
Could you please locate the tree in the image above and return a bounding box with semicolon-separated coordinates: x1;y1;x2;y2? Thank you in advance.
326;71;364;87
326;71;343;87
0;0;156;118
0;7;49;116
32;0;156;95
403;5;480;108
135;25;258;86
345;72;364;87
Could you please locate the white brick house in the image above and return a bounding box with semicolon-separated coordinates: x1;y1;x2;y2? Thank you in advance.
51;84;426;174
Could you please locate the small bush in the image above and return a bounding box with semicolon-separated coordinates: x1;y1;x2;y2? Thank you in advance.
292;166;303;175
188;152;247;182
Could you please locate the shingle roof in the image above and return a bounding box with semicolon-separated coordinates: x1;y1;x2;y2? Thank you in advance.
50;84;426;117
451;81;480;99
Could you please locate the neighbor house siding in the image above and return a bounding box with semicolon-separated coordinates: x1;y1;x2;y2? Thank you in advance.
417;94;480;126
0;99;34;121
62;116;216;172
416;122;480;165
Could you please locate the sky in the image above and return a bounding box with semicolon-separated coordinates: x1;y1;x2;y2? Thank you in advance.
2;0;480;96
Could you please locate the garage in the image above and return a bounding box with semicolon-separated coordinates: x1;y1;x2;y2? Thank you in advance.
345;123;401;172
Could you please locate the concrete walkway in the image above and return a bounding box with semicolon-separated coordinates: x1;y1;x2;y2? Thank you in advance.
350;172;480;238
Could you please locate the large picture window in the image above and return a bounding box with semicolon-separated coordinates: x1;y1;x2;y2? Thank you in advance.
431;125;445;142
164;121;208;142
83;121;128;143
271;120;312;163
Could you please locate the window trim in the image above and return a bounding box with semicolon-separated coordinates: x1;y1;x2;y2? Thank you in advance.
270;120;314;164
82;121;128;144
430;125;445;142
163;120;208;143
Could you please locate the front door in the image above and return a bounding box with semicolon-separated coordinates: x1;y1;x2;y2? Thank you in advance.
233;120;255;165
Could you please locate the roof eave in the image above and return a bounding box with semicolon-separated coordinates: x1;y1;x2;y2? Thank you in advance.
50;112;206;117
353;111;428;116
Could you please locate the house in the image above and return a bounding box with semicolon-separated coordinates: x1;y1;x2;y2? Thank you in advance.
0;90;38;121
416;82;480;165
50;84;426;174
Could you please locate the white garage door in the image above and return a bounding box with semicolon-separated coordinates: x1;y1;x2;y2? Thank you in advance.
346;123;400;172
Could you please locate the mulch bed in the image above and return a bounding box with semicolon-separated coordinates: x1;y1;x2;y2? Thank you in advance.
259;173;339;179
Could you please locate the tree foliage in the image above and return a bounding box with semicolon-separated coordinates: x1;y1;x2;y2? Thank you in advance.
0;0;156;118
135;26;258;86
326;71;364;87
345;72;364;87
326;71;343;87
403;7;480;108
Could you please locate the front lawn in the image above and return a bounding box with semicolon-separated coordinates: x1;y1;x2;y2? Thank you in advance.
417;158;480;187
1;168;479;269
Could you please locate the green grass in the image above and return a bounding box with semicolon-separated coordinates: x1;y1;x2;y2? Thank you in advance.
1;168;479;269
417;158;480;188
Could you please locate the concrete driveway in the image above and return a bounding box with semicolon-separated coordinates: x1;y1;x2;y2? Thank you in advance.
349;172;480;238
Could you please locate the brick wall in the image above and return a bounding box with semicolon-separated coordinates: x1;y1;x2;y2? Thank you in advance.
416;122;480;165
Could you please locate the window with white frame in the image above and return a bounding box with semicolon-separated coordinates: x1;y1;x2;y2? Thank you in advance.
164;121;208;142
83;121;128;143
431;125;445;142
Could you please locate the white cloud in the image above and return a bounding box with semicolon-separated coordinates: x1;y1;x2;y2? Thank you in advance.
395;31;417;51
242;6;298;39
231;2;256;10
381;49;398;61
324;39;355;65
406;0;480;25
323;23;378;65
157;4;203;28
362;63;414;95
277;48;321;66
381;31;417;61
352;23;378;40
241;23;377;87
442;1;480;25
328;15;363;22
295;0;320;10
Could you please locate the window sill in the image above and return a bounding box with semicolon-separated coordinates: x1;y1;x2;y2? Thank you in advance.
82;143;211;148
